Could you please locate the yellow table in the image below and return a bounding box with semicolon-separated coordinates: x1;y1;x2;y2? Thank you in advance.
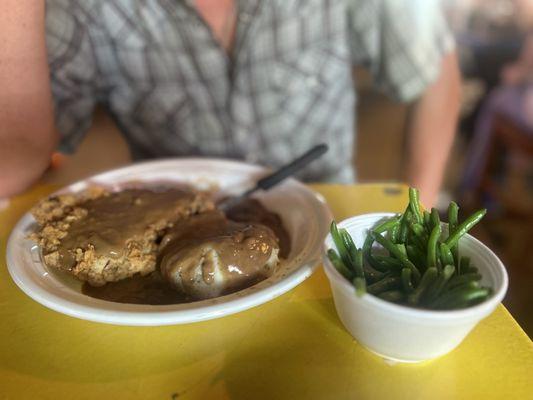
1;184;532;400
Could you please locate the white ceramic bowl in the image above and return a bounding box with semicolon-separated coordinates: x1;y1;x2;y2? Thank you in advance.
6;158;332;326
323;213;508;363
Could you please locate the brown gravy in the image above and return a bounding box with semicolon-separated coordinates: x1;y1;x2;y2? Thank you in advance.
158;210;279;300
225;198;291;258
81;197;290;305
56;188;198;271
82;271;191;305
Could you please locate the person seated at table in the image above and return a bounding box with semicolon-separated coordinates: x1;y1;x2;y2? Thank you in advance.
0;0;461;206
460;32;533;196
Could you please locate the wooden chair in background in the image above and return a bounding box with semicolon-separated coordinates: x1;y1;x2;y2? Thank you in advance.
478;113;533;219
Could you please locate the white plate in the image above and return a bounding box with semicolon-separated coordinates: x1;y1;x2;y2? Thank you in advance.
6;158;332;326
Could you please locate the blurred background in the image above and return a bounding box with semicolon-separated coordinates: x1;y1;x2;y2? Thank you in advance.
42;0;532;336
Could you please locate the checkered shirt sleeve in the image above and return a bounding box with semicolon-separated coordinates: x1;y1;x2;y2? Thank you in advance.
347;0;456;102
46;0;98;153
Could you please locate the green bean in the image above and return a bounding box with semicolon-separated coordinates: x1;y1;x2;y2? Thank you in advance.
364;248;390;273
463;265;479;274
396;243;407;257
401;268;414;294
362;234;375;262
342;231;373;282
408;188;423;224
378;290;405;303
371;259;391;273
430;208;440;229
390;224;400;243
406;245;426;270
367;276;401;295
450;280;481;291
363;264;385;283
447;202;459;263
340;229;357;269
423;264;455;304
407;267;438;305
373;216;401;234
457;258;478;275
373;255;404;270
439;243;454;269
432;287;490;310
427;224;441;268
353;247;365;279
363;233;373;254
409;222;427;241
363;232;389;273
353;277;366;297
447;201;459;233
459;256;470;275
423;210;431;232
327;248;341;264
443;264;456;279
398;206;412;243
372;232;421;281
446;273;482;291
445;209;487;249
451;250;459;268
330;222;351;267
398;222;409;244
408;231;427;252
327;249;352;280
466;292;492;307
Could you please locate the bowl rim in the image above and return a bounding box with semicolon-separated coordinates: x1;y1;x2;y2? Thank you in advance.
323;212;509;320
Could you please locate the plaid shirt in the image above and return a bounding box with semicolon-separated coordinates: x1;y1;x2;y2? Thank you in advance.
46;0;454;182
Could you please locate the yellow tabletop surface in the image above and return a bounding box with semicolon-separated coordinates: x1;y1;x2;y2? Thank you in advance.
1;183;532;400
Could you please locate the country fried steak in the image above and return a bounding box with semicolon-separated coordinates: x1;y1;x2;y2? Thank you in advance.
31;186;214;286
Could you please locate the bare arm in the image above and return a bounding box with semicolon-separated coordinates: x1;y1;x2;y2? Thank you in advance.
0;0;58;196
405;51;461;207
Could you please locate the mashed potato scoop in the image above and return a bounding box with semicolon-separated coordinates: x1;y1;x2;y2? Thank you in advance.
159;211;280;299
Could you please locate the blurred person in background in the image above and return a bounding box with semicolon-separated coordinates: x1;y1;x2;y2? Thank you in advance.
0;0;461;206
460;32;533;200
449;0;532;137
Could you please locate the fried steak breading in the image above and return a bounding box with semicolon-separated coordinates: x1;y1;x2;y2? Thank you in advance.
31;187;214;286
